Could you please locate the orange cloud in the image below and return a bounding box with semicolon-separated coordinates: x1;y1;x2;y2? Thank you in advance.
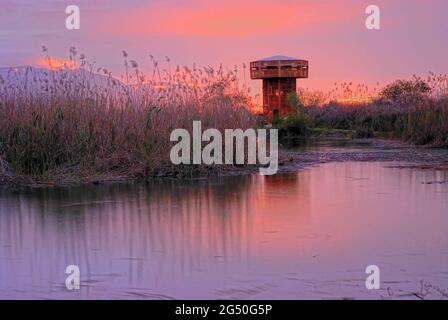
36;57;75;70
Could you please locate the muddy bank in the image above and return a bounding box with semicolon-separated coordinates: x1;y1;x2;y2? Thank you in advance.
277;137;448;174
0;159;260;189
1;137;448;189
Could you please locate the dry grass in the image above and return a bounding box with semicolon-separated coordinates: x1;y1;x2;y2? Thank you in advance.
1;48;447;186
0;49;255;185
300;74;448;145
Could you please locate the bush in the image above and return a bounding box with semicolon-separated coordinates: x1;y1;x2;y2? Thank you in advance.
353;126;374;139
276;113;313;140
380;79;431;105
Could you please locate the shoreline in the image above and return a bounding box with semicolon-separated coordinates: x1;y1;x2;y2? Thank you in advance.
2;137;448;190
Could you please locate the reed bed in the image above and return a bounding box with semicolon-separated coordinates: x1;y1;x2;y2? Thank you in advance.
0;50;255;184
300;74;448;145
1;48;447;186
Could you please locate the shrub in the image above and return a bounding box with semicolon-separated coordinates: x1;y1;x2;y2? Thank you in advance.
276;113;313;140
380;79;431;105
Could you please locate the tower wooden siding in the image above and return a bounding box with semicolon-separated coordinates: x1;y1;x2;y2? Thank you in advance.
250;56;309;122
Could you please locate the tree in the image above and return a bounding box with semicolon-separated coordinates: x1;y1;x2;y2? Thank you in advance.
380;79;431;104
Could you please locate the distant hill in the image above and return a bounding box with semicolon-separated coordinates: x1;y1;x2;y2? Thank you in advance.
0;65;123;94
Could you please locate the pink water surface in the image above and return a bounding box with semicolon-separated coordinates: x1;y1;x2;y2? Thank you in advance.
0;161;447;299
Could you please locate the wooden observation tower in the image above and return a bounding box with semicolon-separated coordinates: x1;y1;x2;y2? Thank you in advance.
250;55;309;122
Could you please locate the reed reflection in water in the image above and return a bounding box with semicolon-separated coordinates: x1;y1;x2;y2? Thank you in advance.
0;162;448;299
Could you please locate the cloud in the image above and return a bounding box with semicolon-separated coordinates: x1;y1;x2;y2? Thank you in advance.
97;0;356;38
36;56;75;70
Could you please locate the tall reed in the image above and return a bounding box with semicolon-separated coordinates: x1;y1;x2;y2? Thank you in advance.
0;51;255;180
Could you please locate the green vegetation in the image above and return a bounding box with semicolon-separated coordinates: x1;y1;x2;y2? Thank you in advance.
276;113;313;140
273;92;312;141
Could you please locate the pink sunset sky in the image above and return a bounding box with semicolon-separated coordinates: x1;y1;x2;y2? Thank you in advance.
0;0;447;92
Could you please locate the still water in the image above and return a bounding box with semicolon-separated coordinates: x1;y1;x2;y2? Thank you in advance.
0;161;447;299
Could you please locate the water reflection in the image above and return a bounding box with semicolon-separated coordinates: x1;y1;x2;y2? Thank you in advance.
0;162;447;299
